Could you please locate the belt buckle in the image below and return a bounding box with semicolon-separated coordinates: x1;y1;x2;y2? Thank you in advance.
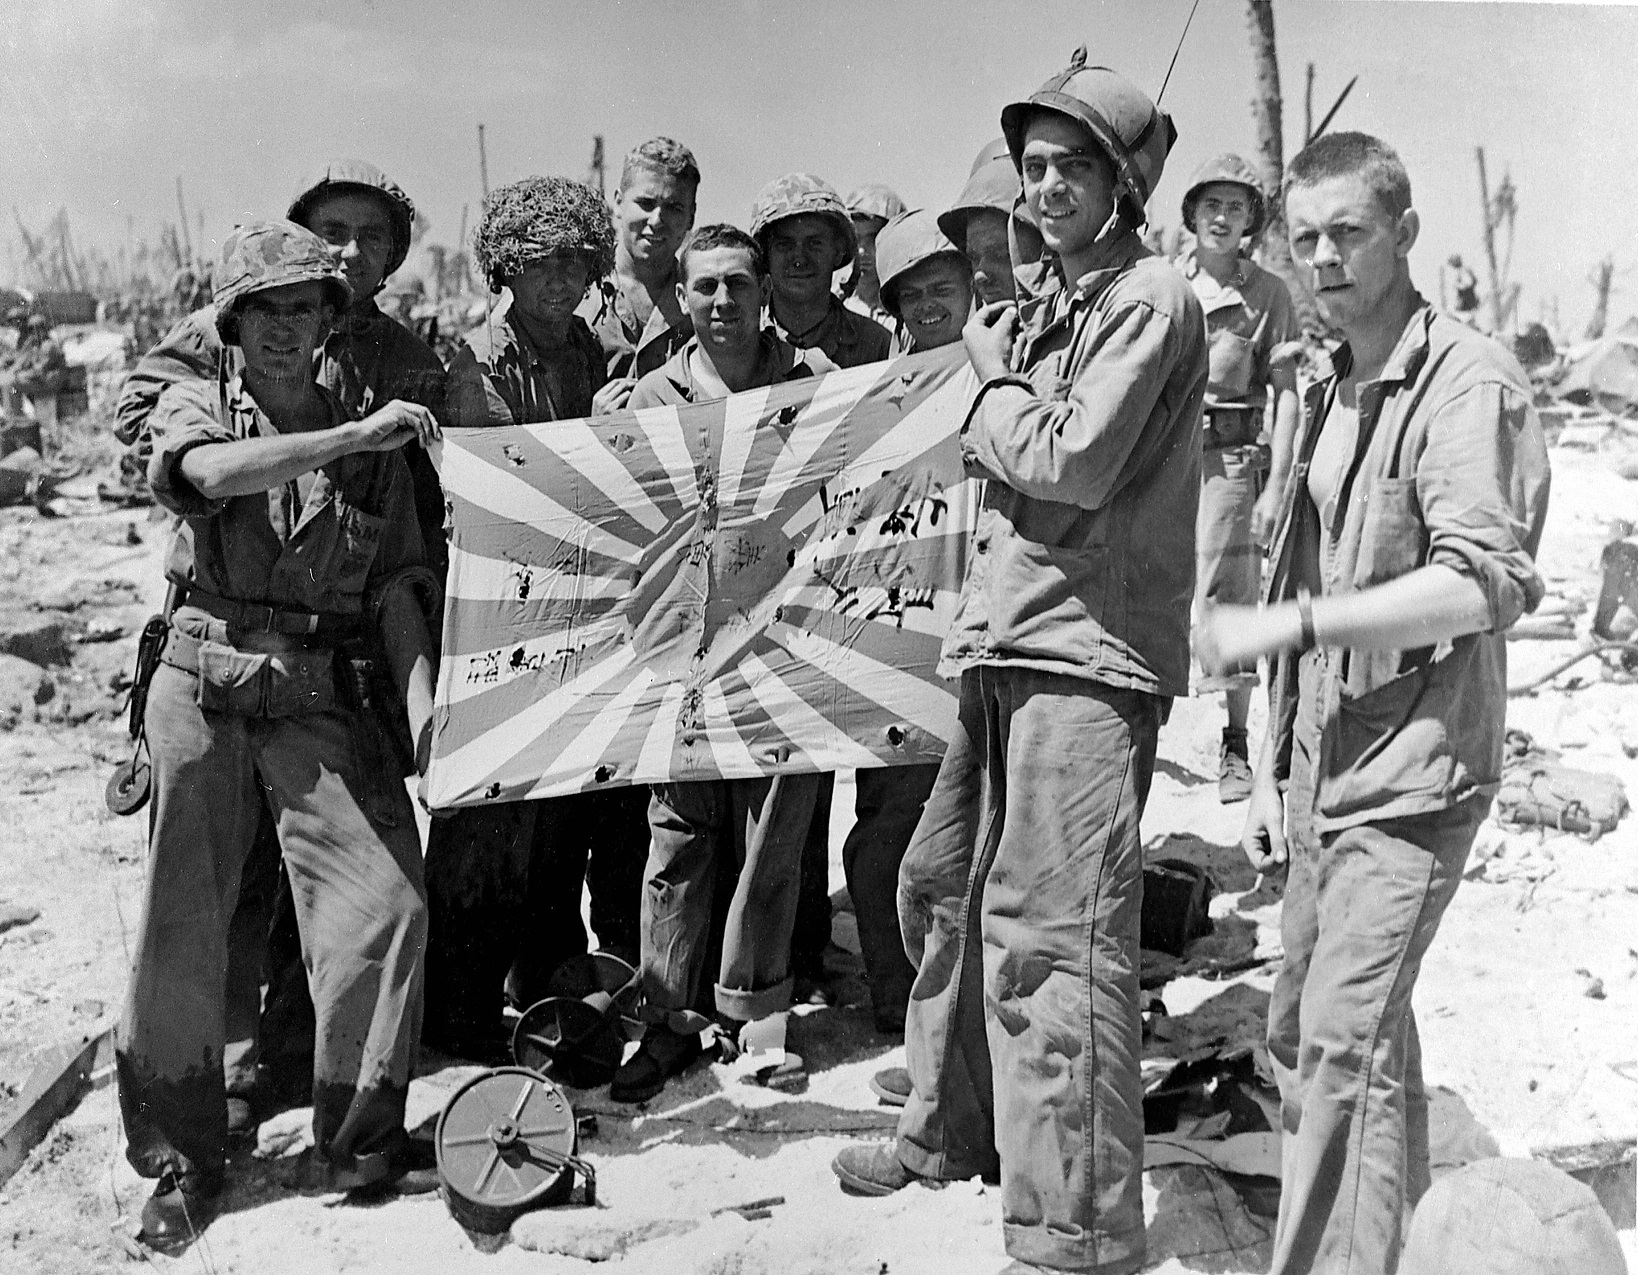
242;603;275;632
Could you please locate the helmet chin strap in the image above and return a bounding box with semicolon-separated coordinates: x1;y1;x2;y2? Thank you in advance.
1090;176;1136;249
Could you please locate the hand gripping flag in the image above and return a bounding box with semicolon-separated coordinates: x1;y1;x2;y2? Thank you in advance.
425;344;979;809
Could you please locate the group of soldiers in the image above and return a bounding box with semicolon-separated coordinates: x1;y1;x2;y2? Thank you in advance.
108;43;1550;1275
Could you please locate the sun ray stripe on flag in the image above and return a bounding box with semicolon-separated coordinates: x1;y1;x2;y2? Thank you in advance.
717;384;771;511
697;680;765;779
775;584;963;640
764;621;958;742
524;667;659;792
635;683;686;782
437;617;630;706
629;403;700;510
438;439;644;565
750;362;884;518
781;368;981;536
443;544;632;605
426;648;638;806
523;418;672;534
736;653;882;769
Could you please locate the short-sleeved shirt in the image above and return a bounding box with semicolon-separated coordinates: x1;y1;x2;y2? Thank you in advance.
443;306;608;427
146;376;425;617
1265;300;1551;832
768;295;892;370
1178;249;1297;413
576;274;693;380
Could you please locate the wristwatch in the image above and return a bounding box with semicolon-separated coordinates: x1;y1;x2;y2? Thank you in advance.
1295;585;1317;652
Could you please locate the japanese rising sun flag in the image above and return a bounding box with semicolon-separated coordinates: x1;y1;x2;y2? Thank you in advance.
424;345;980;810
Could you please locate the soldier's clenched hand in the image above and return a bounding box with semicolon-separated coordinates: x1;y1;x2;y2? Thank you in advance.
350;400;441;453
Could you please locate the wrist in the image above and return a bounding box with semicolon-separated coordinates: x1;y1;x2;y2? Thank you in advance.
1294;586;1317;652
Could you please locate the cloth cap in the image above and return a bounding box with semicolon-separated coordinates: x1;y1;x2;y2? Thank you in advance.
844;183;907;225
1181;153;1268;239
1399;1159;1626;1275
999;48;1175;222
287;159;417;279
749;173;856;271
212;220;351;342
875;210;969;317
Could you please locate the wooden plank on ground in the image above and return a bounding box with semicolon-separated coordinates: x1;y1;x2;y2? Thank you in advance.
0;1026;113;1186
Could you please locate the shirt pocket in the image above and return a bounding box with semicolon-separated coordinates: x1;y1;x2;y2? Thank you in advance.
1206;330;1256;400
987;537;1110;669
1352;477;1427;589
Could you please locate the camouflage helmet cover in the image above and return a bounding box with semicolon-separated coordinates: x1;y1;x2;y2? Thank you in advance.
471;175;616;294
1180;153;1268;239
1000;48;1176;223
749;173;857;271
875;209;970;317
212;219;351;343
287;159;417;278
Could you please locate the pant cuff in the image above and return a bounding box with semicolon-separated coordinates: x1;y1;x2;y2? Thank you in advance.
713;973;793;1022
895;1132;994;1184
1003;1221;1144;1275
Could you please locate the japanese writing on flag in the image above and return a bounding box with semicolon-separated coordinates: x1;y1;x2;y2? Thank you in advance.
424;345;979;810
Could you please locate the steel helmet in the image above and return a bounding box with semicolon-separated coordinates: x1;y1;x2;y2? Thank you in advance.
212;219;351;344
844;183;907;225
287;159;417;279
749;173;856;271
938;137;1025;246
875;209;971;318
1000;47;1176;226
1180;153;1268;239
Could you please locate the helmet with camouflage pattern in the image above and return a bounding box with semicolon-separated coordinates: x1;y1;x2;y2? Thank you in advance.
1000;48;1176;229
212;220;351;344
1180;153;1268;240
287;159;417;279
749;174;856;272
875;210;971;318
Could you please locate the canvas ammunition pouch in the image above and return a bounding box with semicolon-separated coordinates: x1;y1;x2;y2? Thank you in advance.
162;630;340;719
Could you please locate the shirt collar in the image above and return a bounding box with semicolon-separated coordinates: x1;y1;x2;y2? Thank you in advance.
1329;293;1433;388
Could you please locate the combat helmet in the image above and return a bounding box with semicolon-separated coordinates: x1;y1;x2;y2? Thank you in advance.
212;220;350;344
844;184;908;226
1180;153;1268;240
1000;48;1176;230
749;174;856;272
287;160;417;279
875;210;970;318
938;138;1023;246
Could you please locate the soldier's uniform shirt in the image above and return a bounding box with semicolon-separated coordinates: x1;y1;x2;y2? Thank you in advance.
768;294;892;370
444;305;608;426
577;274;693;380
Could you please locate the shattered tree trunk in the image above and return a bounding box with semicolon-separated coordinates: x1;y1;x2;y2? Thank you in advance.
1476;146;1511;334
1586;256;1613;341
1246;0;1318;331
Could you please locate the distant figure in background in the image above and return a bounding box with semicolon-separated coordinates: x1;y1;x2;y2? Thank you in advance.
840;183;908;335
1175;153;1300;803
426;175;653;1058
1197;132;1550;1275
581;136;700;412
1449;252;1481;324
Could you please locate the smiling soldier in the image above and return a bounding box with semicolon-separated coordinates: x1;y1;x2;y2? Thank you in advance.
581;137;701;413
832;51;1206;1275
1195;132;1550;1275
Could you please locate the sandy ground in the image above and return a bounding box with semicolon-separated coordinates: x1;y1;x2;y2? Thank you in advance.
2;445;1636;1273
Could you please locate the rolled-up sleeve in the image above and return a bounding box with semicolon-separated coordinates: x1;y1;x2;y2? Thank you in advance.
146;379;236;518
1416;380;1551;631
958;299;1191;511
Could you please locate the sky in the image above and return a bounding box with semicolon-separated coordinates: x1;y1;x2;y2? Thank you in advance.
3;0;1637;333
